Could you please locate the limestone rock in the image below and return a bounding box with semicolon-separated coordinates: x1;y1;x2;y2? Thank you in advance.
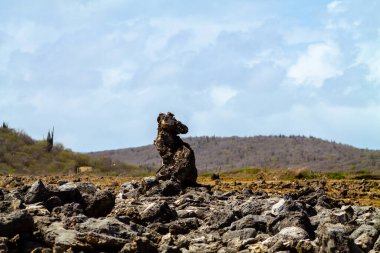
0;210;34;237
154;112;198;186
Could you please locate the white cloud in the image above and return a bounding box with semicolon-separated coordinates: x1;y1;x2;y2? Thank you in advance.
101;64;135;88
210;86;238;107
327;1;346;14
287;42;342;87
356;34;380;85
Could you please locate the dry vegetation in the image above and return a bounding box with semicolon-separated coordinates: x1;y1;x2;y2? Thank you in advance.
91;135;380;173
0;126;154;176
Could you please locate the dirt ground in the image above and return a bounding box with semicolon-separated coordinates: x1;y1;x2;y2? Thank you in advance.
1;174;380;207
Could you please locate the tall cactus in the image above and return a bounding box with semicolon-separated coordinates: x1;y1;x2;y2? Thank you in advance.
46;127;54;152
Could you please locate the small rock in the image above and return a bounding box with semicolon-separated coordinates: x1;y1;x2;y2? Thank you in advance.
222;228;257;242
141;201;177;223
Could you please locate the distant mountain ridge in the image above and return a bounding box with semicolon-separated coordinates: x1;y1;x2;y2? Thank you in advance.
89;135;380;173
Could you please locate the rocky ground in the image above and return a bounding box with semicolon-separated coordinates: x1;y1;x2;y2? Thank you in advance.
1;175;380;252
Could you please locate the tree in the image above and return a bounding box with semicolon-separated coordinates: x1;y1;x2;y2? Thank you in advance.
2;122;8;129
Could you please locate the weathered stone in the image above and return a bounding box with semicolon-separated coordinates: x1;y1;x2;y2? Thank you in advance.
44;196;62;211
120;236;158;253
154;112;198;187
295;239;317;253
140;201;177;223
83;189;115;218
77;217;135;239
316;223;356;253
168;217;200;235
52;202;84;218
230;214;272;232
373;234;380;251
24;180;50;204
222;228;257;242
269;211;314;238
0;210;34;237
350;224;379;252
208;209;237;229
271;198;304;216
188;242;221;253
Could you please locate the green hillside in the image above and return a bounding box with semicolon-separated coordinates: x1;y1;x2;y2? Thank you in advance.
0;124;147;176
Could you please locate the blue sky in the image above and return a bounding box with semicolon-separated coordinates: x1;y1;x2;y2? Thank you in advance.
1;0;380;152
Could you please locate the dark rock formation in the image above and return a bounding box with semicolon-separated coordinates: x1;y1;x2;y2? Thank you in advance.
154;112;198;186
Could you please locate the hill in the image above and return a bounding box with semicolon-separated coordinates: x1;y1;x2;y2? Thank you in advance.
89;135;380;173
0;125;143;175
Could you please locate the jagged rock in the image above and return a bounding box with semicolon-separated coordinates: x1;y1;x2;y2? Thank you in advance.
168;217;200;235
222;228;257;242
0;210;34;237
269;211;314;238
44;225;81;251
350;224;379;252
161;180;182;196
24;180;50;204
271;197;305;216
188;242;221;253
208;209;237;230
231;214;272;232
154;112;198;186
278;226;309;240
84;189;115;217
52;202;84;218
144;179;182;197
4;177;380;251
316;223;357;253
76;217;135;239
0;237;9;252
373;234;380;251
44;196;62;211
295;239;317;253
234;198;267;216
120;236;158;253
140;201;177;223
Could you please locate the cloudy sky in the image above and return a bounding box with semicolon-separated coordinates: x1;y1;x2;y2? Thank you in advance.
1;0;380;152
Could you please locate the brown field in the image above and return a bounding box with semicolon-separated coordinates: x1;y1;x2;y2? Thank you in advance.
2;174;380;207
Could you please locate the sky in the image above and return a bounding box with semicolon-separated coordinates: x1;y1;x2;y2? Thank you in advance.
1;0;380;152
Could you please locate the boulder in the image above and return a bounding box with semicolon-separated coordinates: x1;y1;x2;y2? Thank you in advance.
0;210;34;237
84;189;115;217
24;180;50;204
316;223;356;253
350;224;379;252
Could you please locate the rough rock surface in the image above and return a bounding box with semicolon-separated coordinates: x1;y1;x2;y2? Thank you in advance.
1;178;380;252
154;112;198;186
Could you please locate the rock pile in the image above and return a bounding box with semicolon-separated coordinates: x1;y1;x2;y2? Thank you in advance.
1;177;380;252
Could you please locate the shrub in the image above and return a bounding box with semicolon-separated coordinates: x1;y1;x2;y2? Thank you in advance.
210;173;220;180
326;172;346;180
